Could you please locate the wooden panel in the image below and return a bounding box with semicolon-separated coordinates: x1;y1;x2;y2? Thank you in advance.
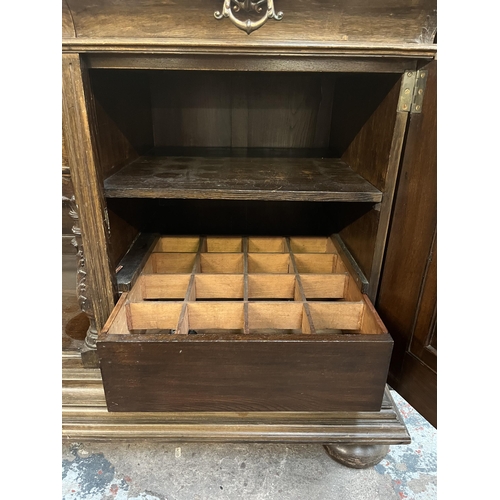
206;237;242;253
248;237;285;253
151;72;334;149
393;353;436;428
300;275;347;299
62;0;76;38
126;302;183;330
90;70;154;178
62;175;74;235
376;61;437;425
108;208;140;268
308;302;364;331
141;274;191;300
377;61;437;375
85;54;419;74
155;236;201;253
151;72;231;148
248;303;304;330
409;232;437;371
62;375;411;444
200;253;244;274
230;73;335;148
339;209;380;284
294;254;337;274
195;275;244;299
247;254;290;273
115;233;159;292
153;253;197;273
188;302;245;330
104;156;383;202
64;0;437;48
336;74;408;298
62;54;117;331
97;334;393;412
248;275;295;299
331;73;401;185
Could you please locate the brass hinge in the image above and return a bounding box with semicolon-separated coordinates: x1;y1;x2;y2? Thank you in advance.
398;69;428;113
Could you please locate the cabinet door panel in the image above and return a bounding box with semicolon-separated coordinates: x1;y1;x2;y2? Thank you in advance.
376;60;437;427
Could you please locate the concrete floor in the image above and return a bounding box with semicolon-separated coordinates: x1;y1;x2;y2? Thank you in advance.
62;391;437;500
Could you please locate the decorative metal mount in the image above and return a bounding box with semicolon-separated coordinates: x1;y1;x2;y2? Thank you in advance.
215;0;283;34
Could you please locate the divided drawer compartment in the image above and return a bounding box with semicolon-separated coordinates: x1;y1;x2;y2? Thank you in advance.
98;236;393;413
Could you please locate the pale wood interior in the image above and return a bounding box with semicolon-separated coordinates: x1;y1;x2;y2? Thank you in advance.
104;236;387;336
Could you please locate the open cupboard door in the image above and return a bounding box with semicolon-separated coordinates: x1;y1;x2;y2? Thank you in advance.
376;60;437;428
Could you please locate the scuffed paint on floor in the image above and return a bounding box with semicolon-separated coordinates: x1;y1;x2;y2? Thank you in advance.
375;391;437;499
62;391;436;500
62;445;160;500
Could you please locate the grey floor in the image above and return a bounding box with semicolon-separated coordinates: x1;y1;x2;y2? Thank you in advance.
62;391;437;500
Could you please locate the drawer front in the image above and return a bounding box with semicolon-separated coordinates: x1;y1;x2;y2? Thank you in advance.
98;235;393;412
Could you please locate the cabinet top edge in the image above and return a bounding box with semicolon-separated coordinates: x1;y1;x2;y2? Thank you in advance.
61;38;437;60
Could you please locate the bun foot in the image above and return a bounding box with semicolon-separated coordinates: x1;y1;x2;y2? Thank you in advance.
324;444;390;469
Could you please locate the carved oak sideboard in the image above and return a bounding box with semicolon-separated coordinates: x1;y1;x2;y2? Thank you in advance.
62;0;437;467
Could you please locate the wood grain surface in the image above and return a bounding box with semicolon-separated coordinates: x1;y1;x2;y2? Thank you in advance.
62;54;117;331
104;156;382;202
376;61;437;426
63;0;437;55
98;334;392;412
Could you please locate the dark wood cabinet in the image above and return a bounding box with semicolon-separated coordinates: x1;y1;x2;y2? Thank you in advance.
62;0;437;467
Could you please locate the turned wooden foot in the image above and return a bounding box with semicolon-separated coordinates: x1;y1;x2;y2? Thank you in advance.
324;444;390;469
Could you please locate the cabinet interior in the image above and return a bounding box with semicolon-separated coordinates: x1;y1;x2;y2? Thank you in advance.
87;68;403;293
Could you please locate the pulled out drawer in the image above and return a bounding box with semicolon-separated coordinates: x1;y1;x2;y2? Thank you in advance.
98;236;393;412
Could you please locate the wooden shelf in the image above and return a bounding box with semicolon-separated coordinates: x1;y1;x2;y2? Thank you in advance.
104;155;382;202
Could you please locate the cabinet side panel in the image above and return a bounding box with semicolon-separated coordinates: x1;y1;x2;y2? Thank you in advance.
89;69;154;177
335;73;408;299
62;54;117;330
331;73;401;190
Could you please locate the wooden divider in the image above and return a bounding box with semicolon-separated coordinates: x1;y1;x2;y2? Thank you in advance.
123;236;380;336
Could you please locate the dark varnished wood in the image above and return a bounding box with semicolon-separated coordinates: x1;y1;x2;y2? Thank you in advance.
89;70;154;178
376;61;437;427
107;198;373;238
104;156;383;202
63;0;436;53
337;73;408;300
107;209;140;268
410;231;437;372
84;54;420;74
62;359;410;444
338;209;380;289
98;333;392;412
332;74;401;191
151;72;335;149
393;352;436;428
116;233;159;292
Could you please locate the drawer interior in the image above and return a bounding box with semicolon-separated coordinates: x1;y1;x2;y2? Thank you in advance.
105;235;386;336
98;235;392;413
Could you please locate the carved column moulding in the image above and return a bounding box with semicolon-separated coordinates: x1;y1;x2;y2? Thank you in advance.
63;194;99;367
215;0;283;34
